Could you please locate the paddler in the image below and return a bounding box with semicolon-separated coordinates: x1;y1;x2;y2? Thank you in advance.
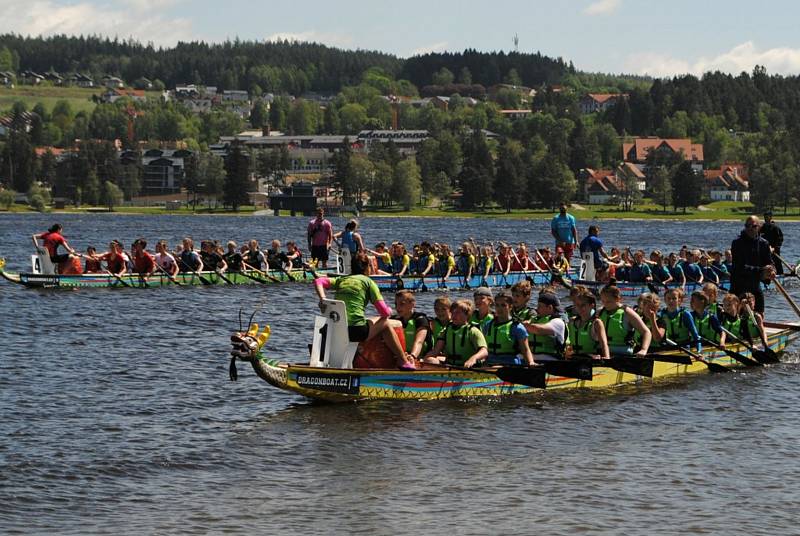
666;252;686;287
416;241;436;278
32;223;79;273
689;290;722;344
471;287;494;328
551;247;570;275
391;242;411;277
635;292;664;350
178;237;203;273
730;215;776;313
83;246;102;273
243;239;266;271
367;242;393;275
482;289;536;366
131;238;156;276
510;280;535;322
683;249;704;284
718;294;743;346
285;241;303;271
313;251;415;370
567;289;610;359
199;240;227;272
266;239;289;271
578;225;612;280
155;240;179;276
392;290;432;362
100;240;127;276
649;250;673;285
627;250;653;283
223;241;244;272
709;250;730;280
423;299;488;368
655;287;701;351
521;291;568;361
456;241;476;280
597;285;652;356
430;296;451;342
739;292;768;348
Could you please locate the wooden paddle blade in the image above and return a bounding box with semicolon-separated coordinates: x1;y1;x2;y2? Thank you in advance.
541;360;594;381
703;360;730;373
495;366;547;388
607;356;654;377
756;348;781;364
642;352;693;365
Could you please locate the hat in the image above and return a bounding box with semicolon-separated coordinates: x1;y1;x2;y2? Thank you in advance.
538;292;562;312
473;287;493;298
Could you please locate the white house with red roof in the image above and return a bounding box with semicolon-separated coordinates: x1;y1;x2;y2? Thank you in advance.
704;163;749;201
579;93;628;114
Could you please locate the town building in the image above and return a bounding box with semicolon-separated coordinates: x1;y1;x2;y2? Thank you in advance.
622;137;704;172
704;163;750;201
579;93;628;114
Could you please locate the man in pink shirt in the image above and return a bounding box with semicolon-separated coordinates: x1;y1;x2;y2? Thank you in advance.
307;207;333;267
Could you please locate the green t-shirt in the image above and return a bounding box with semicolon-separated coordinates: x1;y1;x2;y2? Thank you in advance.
330;274;384;326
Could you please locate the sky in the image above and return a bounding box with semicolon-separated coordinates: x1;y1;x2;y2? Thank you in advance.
2;0;800;78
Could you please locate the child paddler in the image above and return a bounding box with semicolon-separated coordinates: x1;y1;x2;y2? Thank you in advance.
456;242;476;280
430;296;451;342
597;285;652;356
567;290;610;359
471;287;494;329
689;291;723;344
522;291;568;361
392;290;432;362
423;299;488;368
635;292;664;350
655;287;701;351
482;289;535;366
366;242;393;275
718;294;742;346
224;241;244;272
314;251;415;370
740;292;768;349
510;280;536;322
648;250;673;285
416;241;436;277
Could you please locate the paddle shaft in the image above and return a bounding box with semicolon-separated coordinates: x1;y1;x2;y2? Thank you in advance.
663;338;728;372
773;278;800;320
105;269;132;288
699;336;761;367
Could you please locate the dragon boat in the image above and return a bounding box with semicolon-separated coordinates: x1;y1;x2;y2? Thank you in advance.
0;257;337;289
228;298;800;403
570;276;796;298
370;267;578;292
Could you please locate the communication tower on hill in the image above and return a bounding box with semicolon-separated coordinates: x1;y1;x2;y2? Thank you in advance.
513;33;519;53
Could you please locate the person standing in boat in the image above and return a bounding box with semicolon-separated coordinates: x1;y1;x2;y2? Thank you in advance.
314;251;415;370
759;210;784;275
32;223;79;271
730;215;775;313
307;207;334;268
551;203;578;262
335;219;364;273
579;225;612;280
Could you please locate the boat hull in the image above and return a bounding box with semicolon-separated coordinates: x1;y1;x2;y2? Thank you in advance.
0;267;329;289
572;275;795;298
245;322;800;402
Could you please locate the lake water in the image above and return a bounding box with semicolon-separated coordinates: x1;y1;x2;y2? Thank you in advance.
1;213;799;535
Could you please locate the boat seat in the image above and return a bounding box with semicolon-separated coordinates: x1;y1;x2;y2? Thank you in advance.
580;251;595;281
31;249;56;275
309;299;358;369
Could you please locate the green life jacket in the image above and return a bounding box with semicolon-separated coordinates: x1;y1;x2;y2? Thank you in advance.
569;317;599;354
692;310;719;343
529;315;565;357
512;306;535;323
399;312;431;354
720;313;742;338
471;311;494;328
431;318;448;343
708;302;720;319
635;315;661;349
484;319;519;356
598;307;635;351
741;314;759;342
443;323;481;366
663;307;691;345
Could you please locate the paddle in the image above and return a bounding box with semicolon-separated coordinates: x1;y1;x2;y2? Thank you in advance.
773;277;800;319
509;247;535;286
105;269;132;288
699;336;762;367
446;363;548;389
772;252;797;279
153;261;183;286
242;262;281;283
533;243;573;290
179;256;212;286
215;269;234;285
718;326;779;364
640;351;693;365
663;338;729;372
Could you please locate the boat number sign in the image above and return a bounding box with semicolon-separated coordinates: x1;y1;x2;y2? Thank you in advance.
295;372;361;394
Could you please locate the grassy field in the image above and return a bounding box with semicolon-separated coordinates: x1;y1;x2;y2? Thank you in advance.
0;85;99;114
1;203;258;215
364;201;798;221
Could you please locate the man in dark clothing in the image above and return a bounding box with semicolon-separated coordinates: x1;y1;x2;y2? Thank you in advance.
730;215;776;313
760;210;784;274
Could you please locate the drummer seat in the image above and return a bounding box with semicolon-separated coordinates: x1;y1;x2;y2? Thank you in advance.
31;248;56;275
310;299;359;369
